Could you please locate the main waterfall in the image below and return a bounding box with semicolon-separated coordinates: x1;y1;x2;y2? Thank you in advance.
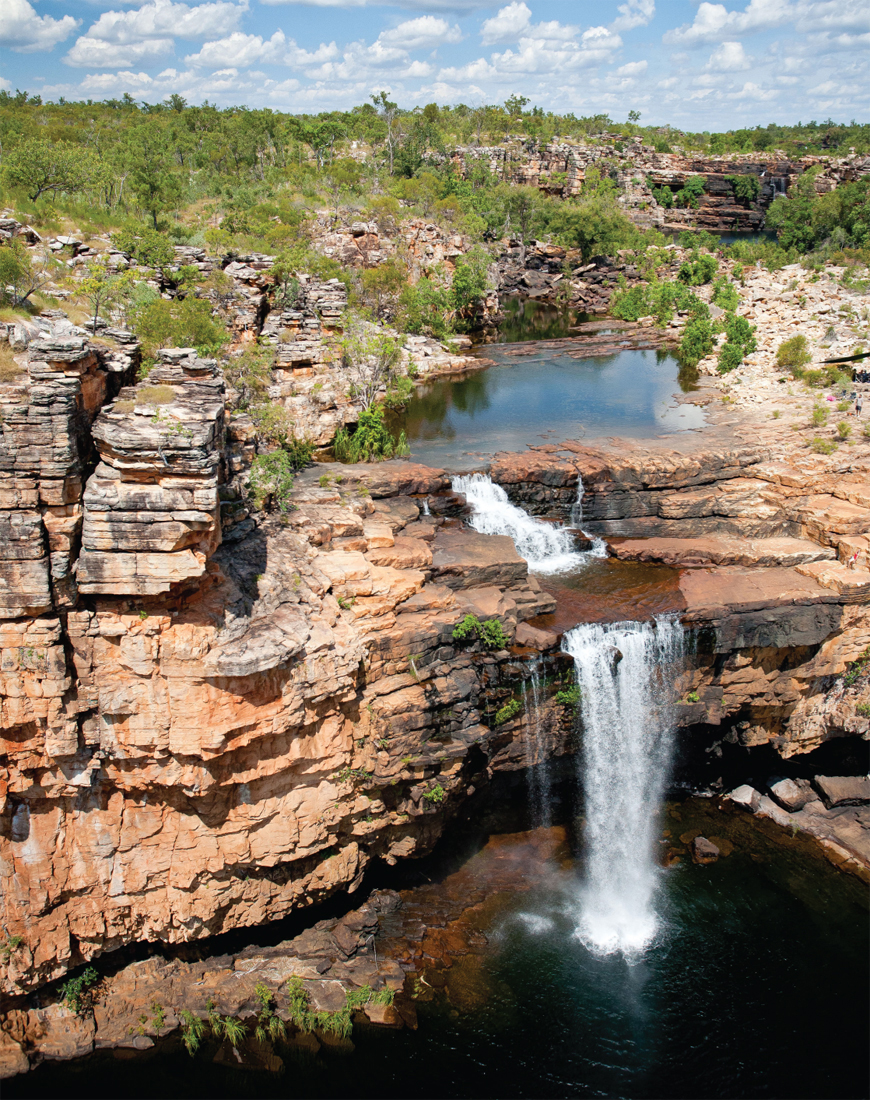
562;617;686;957
451;472;603;573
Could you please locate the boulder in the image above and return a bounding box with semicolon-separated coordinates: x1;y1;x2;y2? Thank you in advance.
728;784;761;812
813;775;870;808
768;777;815;812
691;836;720;864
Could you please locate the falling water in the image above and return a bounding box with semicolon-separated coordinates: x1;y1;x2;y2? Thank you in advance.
521;657;552;827
451;472;602;573
569;473;607;556
562;616;686;957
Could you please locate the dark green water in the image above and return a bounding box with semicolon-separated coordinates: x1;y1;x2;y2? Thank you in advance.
487;297;593;343
11;805;868;1100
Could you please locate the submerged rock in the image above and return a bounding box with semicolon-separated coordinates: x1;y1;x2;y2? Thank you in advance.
691;836;720;864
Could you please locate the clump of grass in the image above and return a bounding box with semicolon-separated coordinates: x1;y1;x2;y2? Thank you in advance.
810;436;837;454
553;685;582;707
137;384;176;405
836;420;852;440
494;698;522;725
0;343;26;383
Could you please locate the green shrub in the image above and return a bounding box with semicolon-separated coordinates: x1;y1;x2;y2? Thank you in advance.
134;296;229;362
775;335;811;372
811;406;828;426
810;436;837;454
494;698;522;725
724;174;761;204
675;176;706;209
333;405;409;463
717;342;743;373
843;646;870;687
111;226;175;273
179;1009;206;1057
723;312;757;354
248;451;297;513
451;614;509;649
553;685;581;707
711;278;739;311
679;318;715;366
677;253;718;286
59;967;100;1016
836;420;852;440
423;783;446;803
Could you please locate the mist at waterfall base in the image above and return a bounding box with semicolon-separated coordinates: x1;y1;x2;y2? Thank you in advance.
391;347;704;467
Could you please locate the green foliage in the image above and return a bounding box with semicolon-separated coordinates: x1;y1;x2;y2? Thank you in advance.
547;170;648;260
0;238;53;308
110;227;174;273
717;342;744;373
423;784;446;803
254;982;287;1045
678;318;715;367
333;405;409;463
285;976;384;1039
553;685;582;707
451;614;509;649
809;436;837;454
811;405;829;426
724;174;761;204
836;420;852;440
59;967;100;1016
398;274;453;339
856;702;870;718
133;296;229;362
843;646;870;687
452;246;491;325
677;253;718;286
675;175;706;209
711;278;739;311
3;138;89;202
179;1009;206;1057
151;1001;166;1030
1;934;23;960
221;1016;247;1048
723;312;757;355
248;451;298;513
609;278;707;326
494;698;522;726
775;335;812;372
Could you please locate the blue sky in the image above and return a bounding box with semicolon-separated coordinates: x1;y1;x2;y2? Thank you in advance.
2;0;869;128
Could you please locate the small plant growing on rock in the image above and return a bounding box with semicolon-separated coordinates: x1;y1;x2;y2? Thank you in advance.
179;1009;205;1056
59;967;100;1016
494;699;523;726
811;406;828;427
151;1001;166;1030
248;451;297;514
843;646;870;687
452;614;509;649
553;685;582;707
836;421;852;440
810;437;837;455
775;335;811;373
221;1016;247;1049
1;933;23;960
771;410;782;419
856;702;870;718
679;690;700;704
423;783;446;803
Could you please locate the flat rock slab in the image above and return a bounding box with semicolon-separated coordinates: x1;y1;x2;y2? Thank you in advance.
680;566;839;620
814;775;870;808
610;535;835;569
431;530;527;590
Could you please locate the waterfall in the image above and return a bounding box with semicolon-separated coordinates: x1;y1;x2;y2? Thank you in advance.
562;616;685;957
521;656;551;827
451;472;601;574
569;473;607;557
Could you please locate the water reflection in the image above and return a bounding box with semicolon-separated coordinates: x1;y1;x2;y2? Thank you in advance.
486;298;593;343
390;346;706;467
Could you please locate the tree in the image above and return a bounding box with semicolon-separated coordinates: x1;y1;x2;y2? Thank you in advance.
360;259;407;319
79;258;136;331
3;139;89;202
499;184;547;264
371;91;399;175
339;315;404;409
0;240;54;308
125;122;183;229
628;110;641;124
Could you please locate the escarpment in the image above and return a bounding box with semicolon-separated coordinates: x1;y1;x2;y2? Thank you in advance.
1;337;574;1000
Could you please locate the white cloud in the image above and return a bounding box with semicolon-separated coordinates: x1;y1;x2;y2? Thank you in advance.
665;0;792;45
378;17;461;50
611;0;655;33
616;59;648;75
66;37;174;66
185;29;338;67
1;0;80;53
480;2;531;46
260;0;486;8
65;0;247;67
727;80;778;99
705;41;752;70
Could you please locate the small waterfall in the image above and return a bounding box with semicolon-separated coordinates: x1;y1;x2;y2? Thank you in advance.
562;616;685;957
521;656;551;827
421;498;431;516
451;472;598;574
569;474;607;557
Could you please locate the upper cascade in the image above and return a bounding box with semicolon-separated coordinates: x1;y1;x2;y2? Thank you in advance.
451;472;603;574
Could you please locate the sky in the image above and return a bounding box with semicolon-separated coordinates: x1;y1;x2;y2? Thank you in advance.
2;0;869;129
